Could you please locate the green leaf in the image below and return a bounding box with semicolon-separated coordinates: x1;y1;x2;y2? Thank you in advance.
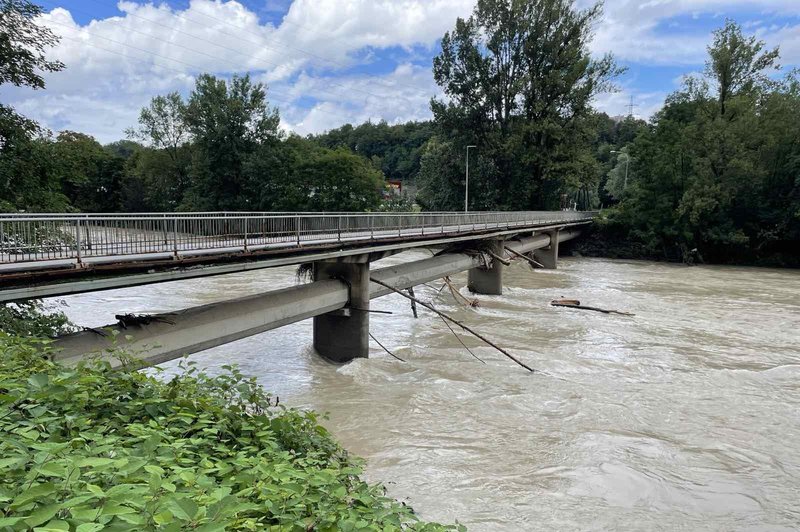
75;524;104;532
11;482;56;508
25;504;62;528
168;497;198;521
33;519;70;531
28;373;49;389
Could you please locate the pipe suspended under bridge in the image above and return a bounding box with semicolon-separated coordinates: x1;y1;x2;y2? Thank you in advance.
51;228;582;368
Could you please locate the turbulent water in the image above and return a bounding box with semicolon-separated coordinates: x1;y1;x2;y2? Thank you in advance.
53;255;800;531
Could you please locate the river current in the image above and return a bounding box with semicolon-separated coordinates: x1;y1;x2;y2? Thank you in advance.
52;255;800;531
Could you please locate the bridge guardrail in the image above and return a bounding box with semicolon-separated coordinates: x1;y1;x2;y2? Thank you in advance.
0;211;596;267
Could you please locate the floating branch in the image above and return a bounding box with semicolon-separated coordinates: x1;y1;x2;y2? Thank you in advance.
407;287;418;318
368;332;406;362
370;277;535;372
550;299;635;316
438;314;486;364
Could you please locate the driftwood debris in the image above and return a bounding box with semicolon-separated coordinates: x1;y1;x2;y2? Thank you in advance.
370;277;535;372
115;314;175;329
443;276;480;307
368;332;406;362
407;287;418;318
504;246;545;269
486;250;512;266
550;299;635;316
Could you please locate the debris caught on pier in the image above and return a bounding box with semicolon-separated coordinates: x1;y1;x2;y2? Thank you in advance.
295;262;313;283
115;313;175;328
550;299;635;316
370;277;535;372
505;246;545;269
443;276;480;307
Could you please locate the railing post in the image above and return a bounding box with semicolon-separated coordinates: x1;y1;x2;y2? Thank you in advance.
172;217;178;258
243;217;248;252
84;215;92;251
370;215;374;239
296;215;301;245
337;216;342;242
162;215;168;246
75;219;82;266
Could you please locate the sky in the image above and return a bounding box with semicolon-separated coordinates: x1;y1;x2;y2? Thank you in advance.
3;0;800;143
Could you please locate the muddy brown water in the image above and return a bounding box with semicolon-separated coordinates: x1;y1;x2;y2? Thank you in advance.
52;254;800;531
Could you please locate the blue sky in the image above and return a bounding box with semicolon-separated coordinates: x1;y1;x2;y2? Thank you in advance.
3;0;799;143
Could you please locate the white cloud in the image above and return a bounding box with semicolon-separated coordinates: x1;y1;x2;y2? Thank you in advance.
588;0;800;65
2;0;799;143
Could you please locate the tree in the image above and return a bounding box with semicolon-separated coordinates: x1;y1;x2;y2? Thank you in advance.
426;0;622;210
706;19;780;117
182;74;281;210
52;131;125;212
0;0;63;90
604;22;800;265
126;92;189;161
0;0;67;212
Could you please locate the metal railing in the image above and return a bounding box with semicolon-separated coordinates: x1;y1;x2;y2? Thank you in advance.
0;211;595;268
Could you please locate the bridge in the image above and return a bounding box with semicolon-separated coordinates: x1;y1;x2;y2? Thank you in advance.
1;211;595;367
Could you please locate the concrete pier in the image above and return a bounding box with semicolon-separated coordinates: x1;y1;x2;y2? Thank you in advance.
533;230;560;269
312;259;371;362
467;239;505;295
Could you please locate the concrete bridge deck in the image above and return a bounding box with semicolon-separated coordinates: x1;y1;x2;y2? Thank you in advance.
2;211;596;367
0;211;594;302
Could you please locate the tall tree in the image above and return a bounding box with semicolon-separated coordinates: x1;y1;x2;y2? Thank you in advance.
0;0;63;90
0;0;66;212
422;0;621;210
182;74;281;210
706;19;780;117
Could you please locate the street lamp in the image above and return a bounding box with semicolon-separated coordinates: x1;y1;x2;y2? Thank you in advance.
465;145;476;212
611;150;630;190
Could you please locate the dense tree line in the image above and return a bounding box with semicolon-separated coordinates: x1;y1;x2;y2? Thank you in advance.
1;73;385;213
596;21;800;265
2;0;798;265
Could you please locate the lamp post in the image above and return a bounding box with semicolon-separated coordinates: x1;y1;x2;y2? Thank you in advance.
611;150;630;190
465;145;476;212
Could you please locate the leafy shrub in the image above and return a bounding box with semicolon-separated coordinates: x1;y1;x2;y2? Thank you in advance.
0;335;463;531
0;301;75;338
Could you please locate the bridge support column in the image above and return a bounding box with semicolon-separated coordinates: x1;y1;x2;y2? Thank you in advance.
312;259;370;362
467;239;504;295
533;230;560;269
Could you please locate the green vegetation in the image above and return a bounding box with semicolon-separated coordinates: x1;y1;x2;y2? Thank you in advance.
593;21;800;265
418;0;622;211
0;335;461;531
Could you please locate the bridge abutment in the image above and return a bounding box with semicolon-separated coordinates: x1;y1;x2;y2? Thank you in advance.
312;259;370;362
468;239;505;295
533;230;560;269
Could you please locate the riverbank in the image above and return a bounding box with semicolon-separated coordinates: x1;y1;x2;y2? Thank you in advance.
0;334;461;531
571;218;800;268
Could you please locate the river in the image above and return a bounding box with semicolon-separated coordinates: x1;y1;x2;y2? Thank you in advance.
52;254;800;531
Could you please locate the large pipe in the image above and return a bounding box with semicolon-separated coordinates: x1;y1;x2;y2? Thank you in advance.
52;230;578;367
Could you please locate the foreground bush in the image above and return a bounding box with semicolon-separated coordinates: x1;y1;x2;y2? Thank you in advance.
0;335;462;531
